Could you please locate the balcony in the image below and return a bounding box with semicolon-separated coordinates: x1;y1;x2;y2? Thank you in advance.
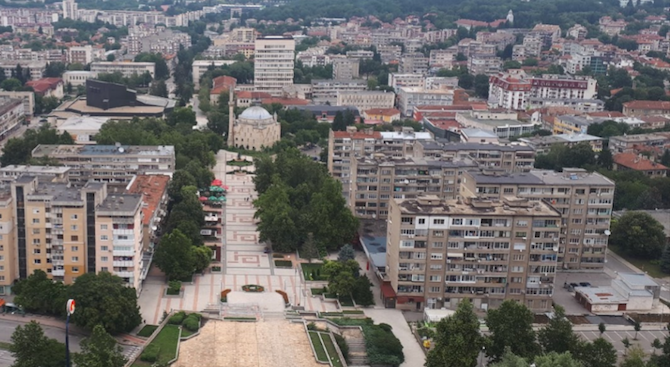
113;249;135;257
113;260;135;267
114;270;135;278
51;269;64;276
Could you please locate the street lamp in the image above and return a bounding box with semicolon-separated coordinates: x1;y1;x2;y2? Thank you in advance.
65;299;75;367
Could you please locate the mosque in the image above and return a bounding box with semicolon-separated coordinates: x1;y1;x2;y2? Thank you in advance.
226;90;281;151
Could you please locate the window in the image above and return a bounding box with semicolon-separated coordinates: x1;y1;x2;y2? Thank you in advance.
515;232;527;238
511;277;523;283
33;249;41;254
429;275;442;282
571;218;583;224
71;256;79;262
101;267;108;272
100;235;109;241
418;218;426;225
71;246;79;252
101;256;108;262
32;228;40;235
34;259;41;264
433;230;444;237
70;235;79;241
433;219;445;225
401;217;414;225
71;214;78;220
503;188;514;194
32;239;40;245
71;225;78;231
0;255;3;261
432;242;444;248
430;264;442;270
430;253;443;260
100;246;108;251
511;266;524;273
101;224;108;230
72;267;79;273
32;218;40;224
452;218;463;225
512;254;525;261
570;229;581;235
429;287;441;293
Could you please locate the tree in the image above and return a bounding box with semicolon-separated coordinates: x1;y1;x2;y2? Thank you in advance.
458;73;474;89
633;321;641;340
578;338;617;367
538;306;579;355
597;148;613;170
301;232;319;262
338;244;355;262
473;74;490;98
323;259;359;296
486;300;540;362
622;338;631;356
73;324;127;367
67;272;142;335
426;299;485;367
12;269;67;316
523;58;539;66
661;244;670;274
534;352;582;367
10;321;67;367
598;322;606;336
490;348;528;367
620;345;647;367
167;106;197;127
651;338;662;355
332;111;346;131
149;80;168;97
610;211;666;259
154;229;195;281
191;246;213;273
352;275;374;306
1;78;22;91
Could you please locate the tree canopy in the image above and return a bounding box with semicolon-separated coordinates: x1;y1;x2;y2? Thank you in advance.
486;300;540;362
426;299;485;367
610;211;667;259
73;324;127;367
10;321;66;367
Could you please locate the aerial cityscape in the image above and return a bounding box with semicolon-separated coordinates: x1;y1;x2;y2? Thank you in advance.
0;0;669;366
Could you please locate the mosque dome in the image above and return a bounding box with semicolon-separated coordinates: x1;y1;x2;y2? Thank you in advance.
239;106;273;120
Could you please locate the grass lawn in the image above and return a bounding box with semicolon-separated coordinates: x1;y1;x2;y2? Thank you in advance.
343;310;365;314
0;341;11;350
145;324;180;365
137;325;158;337
227;160;252;167
311;287;326;295
338;295;354;307
609;246;667;278
320;332;344;367
308;331;328;363
181;329;194;338
301;263;327;281
274;260;292;267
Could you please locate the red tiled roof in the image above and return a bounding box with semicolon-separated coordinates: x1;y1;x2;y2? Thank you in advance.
332;130;382;139
428;119;462;130
126;175;170;226
25;77;63;94
587;111;625;118
364;108;400;116
613;152;668;171
623;100;670;110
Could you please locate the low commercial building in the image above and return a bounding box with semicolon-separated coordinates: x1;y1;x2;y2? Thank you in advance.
55;116;111;144
63;71;98;87
25;78;64;99
575;273;660;313
455;111;539;139
362;108;401;123
385;195;561;311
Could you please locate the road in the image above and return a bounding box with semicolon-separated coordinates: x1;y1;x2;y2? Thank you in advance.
0;116;41;150
190;96;208;128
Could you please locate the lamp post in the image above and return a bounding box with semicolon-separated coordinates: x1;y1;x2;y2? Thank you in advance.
66;299;75;367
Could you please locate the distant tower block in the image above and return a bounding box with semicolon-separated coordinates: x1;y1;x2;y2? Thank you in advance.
506;10;514;25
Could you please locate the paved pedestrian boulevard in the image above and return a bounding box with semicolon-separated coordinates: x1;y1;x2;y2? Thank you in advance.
139;151;337;325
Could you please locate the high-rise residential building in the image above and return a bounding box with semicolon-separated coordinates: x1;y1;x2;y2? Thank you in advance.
254;36;295;96
414;140;536;172
7;176;146;291
460;168;615;271
0;189;17;295
332;58;360;80
349;156;476;219
385;195;561;311
62;0;78;20
31;144;175;186
67;46;104;65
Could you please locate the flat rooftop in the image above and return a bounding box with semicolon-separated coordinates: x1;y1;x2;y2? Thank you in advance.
469;168;615;186
97;193;142;214
575;286;627;304
395;195;561;217
0;165;70;174
32;144;175;157
421;141;534;152
64;98;165;116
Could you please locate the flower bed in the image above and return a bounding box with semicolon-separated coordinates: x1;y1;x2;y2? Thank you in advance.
274;260;292;268
227;159;253;167
242;284;264;292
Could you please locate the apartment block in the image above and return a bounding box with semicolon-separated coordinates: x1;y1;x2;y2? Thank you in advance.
415;141;536;172
0;91;34;117
0;98;24;139
332;58;360;80
31;144;175;186
67;46;105;65
0;188;17;294
461;168;615;271
254;36;295;96
311;79;367;105
327;128;382;188
191;60;237;89
386;195;561;311
397;87;466;117
90;61;156;79
350;156;476;219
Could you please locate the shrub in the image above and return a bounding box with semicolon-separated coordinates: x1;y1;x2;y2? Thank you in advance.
307;322;317;330
140;344;160;362
334;333;350;363
168;311;186;325
378;323;393;332
189;313;202;321
183;316;199;332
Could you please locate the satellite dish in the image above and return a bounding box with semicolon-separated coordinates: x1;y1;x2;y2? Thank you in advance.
118;147;125;153
604;230;611;236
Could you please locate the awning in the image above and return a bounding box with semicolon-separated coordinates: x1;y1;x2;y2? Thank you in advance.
381;282;396;299
397;296;425;304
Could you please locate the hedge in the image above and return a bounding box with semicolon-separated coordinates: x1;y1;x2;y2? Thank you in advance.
168;311;186;325
140;344;161;362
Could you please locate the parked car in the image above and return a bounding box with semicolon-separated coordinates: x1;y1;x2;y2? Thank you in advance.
579;282;591;287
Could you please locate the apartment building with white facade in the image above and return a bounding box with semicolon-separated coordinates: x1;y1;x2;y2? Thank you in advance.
254;36;295;96
90;61;156;79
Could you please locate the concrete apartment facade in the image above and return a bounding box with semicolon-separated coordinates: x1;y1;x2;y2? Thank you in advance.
386;195;561;312
0;98;25;140
90;61;156;79
254;36;295;96
336;91;396;112
415;141;536;173
31;144;176;186
460;168;615;271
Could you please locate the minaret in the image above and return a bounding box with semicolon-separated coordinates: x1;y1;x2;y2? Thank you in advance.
227;87;235;147
506;10;514;25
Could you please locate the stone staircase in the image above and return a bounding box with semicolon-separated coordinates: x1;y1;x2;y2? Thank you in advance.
342;329;368;367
